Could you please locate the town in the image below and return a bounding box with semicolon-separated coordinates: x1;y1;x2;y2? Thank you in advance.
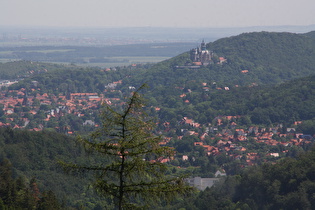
0;75;312;175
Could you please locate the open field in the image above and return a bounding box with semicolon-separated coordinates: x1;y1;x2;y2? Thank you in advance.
0;43;193;67
79;56;170;68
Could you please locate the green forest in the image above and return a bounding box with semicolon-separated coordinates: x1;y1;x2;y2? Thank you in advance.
165;147;315;209
0;127;115;209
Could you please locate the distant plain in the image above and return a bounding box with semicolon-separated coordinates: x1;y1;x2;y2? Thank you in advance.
1;25;315;67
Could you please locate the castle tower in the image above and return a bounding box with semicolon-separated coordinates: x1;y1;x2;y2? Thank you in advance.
190;48;198;62
190;40;212;65
201;40;207;51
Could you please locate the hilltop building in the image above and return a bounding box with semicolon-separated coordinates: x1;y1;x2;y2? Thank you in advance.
190;40;213;65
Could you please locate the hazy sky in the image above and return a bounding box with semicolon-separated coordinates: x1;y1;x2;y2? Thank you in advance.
1;0;315;28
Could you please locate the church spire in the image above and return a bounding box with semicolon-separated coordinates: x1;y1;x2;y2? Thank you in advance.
201;39;206;51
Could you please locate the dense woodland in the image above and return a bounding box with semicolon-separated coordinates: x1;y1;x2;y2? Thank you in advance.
1;31;315;209
164;147;315;210
0;127;113;209
0;61;70;80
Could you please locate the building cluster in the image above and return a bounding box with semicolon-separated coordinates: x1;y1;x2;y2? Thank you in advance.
159;114;313;168
190;40;213;66
176;40;227;69
156;81;314;171
0;85;123;133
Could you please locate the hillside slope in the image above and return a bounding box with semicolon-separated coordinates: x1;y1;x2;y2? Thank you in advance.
120;32;315;120
208;31;315;84
305;30;315;39
0;128;106;207
128;31;315;91
203;74;315;125
144;73;315;126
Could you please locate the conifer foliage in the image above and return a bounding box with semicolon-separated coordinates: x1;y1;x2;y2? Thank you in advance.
0;159;61;209
60;84;191;209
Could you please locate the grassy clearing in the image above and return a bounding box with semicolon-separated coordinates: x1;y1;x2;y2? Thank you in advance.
114;56;170;62
0;49;74;55
79;56;170;68
23;49;75;53
0;51;14;55
0;59;20;63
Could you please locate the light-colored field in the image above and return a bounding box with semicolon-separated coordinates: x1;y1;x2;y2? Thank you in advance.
59;56;170;68
0;49;74;53
0;56;170;68
0;59;20;62
25;49;75;53
0;43;172;67
0;51;13;55
115;56;170;63
70;56;170;68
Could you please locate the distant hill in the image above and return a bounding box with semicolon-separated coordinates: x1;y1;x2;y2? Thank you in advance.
131;31;315;90
0;61;44;80
6;31;315;89
118;32;315;122
0;61;75;80
7;31;315;126
304;31;315;39
207;31;315;84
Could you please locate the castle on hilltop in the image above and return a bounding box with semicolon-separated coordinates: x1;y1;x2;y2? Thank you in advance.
190;40;213;66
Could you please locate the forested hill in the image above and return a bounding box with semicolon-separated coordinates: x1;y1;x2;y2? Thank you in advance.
207;31;315;83
0;61;80;80
193;74;315;126
305;30;315;39
131;31;315;91
146;73;315;127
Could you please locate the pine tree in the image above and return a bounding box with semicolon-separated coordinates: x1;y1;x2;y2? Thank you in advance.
60;85;191;209
37;190;61;210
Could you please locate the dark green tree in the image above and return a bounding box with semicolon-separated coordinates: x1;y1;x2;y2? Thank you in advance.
60;85;191;209
37;190;61;210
